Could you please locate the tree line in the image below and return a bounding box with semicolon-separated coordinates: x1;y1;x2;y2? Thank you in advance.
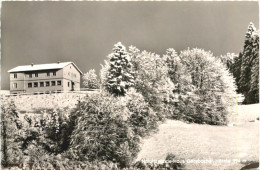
84;22;259;104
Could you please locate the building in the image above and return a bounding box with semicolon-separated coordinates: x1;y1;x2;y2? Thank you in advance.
8;62;83;94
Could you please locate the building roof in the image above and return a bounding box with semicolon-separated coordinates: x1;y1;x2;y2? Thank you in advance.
8;61;83;75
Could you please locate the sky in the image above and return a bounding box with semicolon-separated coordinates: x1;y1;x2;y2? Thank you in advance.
1;1;259;90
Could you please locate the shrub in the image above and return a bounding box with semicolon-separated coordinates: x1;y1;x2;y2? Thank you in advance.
165;153;185;169
1;102;74;168
125;88;158;137
134;153;185;170
1;100;23;167
19;108;73;154
69;92;140;167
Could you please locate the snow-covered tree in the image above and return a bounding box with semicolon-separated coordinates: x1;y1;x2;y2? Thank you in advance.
82;69;99;89
238;22;259;103
178;48;237;125
217;53;237;71
163;48;195;120
129;46;175;119
105;42;135;96
249;27;259;103
100;60;110;88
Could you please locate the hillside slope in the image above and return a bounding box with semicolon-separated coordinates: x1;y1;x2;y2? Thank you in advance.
136;104;259;170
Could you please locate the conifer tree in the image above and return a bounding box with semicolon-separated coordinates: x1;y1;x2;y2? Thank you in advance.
239;22;259;103
231;52;243;93
249;28;259;103
105;42;135;96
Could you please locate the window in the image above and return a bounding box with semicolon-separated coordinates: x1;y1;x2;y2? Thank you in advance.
47;72;50;76
13;83;17;89
51;81;56;86
40;82;44;87
53;72;56;76
57;80;61;86
28;83;32;88
46;81;50;87
68;82;70;87
29;74;32;78
34;82;38;87
14;74;17;78
35;73;38;77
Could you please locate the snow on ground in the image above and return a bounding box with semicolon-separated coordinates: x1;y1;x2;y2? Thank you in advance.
136;104;259;170
235;104;260;124
0;90;10;95
1;91;98;112
2;92;259;169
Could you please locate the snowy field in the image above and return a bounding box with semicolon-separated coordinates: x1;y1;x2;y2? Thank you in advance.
136;104;259;170
1;91;98;112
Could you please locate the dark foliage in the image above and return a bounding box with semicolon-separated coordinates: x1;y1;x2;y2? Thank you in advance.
232;22;259;104
134;153;185;170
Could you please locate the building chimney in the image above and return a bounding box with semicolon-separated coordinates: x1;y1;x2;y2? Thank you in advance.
31;63;34;66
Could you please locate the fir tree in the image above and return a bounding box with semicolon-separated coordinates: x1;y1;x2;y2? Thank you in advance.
231;52;243;93
249;29;259;103
239;22;259;104
105;42;135;96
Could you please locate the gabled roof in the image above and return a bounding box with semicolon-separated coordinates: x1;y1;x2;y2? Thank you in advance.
8;62;83;75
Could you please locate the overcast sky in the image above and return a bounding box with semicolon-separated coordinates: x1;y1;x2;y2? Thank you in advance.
1;1;259;90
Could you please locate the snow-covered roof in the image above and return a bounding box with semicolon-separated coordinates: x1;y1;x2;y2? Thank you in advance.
8;62;83;75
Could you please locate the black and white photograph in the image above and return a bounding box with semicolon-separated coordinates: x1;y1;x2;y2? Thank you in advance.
1;1;259;169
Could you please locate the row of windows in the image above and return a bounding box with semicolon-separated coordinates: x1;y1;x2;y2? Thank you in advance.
28;80;62;88
13;72;79;79
13;72;57;79
12;81;71;89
